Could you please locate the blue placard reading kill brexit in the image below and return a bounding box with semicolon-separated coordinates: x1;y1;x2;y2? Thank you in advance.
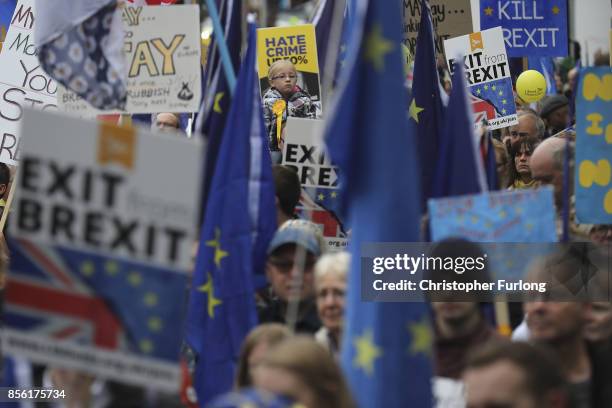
575;67;612;224
480;0;568;57
428;188;558;242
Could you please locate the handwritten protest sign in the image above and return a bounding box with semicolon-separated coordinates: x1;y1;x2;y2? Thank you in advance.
3;109;202;390
257;24;322;118
480;0;568;57
59;4;201;116
428;188;558;242
0;0;57;166
445;27;518;130
402;0;473;57
575;67;612;224
282;118;346;251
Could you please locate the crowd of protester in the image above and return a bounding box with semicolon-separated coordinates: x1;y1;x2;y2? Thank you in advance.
0;3;610;408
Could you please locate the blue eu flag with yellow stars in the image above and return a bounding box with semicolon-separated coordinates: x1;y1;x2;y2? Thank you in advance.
433;58;486;197
184;21;276;405
324;0;433;406
410;0;445;211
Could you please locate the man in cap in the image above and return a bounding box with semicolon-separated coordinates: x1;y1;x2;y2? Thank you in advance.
258;219;324;334
540;95;569;138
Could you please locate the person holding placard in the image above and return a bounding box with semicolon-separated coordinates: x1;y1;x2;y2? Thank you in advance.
262;60;316;160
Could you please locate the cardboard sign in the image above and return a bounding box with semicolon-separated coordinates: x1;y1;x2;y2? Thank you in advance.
59;5;201;116
444;27;518;130
257;24;322;118
11;109;202;270
402;0;473;57
282;118;337;189
480;0;568;57
282;117;346;251
0;0;57;166
575;67;612;224
428;188;558;242
4;109;202;390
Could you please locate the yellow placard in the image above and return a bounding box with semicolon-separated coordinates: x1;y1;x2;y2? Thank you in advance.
256;24;322;115
257;24;319;77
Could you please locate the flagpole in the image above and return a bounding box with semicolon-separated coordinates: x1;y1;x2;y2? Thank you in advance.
206;0;237;95
321;0;347;108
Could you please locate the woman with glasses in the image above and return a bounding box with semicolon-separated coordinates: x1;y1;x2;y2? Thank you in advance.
262;60;316;161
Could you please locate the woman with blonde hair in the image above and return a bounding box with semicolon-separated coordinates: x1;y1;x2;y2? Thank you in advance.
253;336;354;408
262;60;315;158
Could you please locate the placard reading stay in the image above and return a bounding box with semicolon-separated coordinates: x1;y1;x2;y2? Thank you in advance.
59;4;201;115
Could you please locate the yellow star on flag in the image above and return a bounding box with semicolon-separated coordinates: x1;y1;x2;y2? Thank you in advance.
144;292;158;307
484;6;494;16
213;92;224;113
499;210;507;219
80;261;95;277
353;330;382;376
484;84;489;90
331;191;338;199
409;99;424;123
498;90;503;96
502;108;507;114
476;88;482;95
502;99;507;105
105;260;119;276
148;316;163;332
318;193;325;201
205;228;229;269
552;5;560;14
198;272;222;318
363;23;393;72
128;271;142;286
140;339;154;353
408;319;432;356
491;85;497;91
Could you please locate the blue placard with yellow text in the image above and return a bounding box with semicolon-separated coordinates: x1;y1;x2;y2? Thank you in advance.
575;67;612;224
480;0;568;57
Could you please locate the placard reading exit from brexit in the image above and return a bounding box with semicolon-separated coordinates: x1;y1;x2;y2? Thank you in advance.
445;27;518;130
480;0;568;57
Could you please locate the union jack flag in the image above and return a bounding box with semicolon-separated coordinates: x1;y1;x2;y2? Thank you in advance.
4;238;188;364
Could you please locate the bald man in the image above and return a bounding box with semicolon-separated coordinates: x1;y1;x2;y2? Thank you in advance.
530;137;570;211
530;137;590;240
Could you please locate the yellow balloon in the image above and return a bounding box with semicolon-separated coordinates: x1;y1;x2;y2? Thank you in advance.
516;70;547;103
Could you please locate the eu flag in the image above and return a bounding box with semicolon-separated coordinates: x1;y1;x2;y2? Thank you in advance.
432;58;486;197
324;0;433;406
410;0;445;210
184;21;276;405
194;0;242;222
